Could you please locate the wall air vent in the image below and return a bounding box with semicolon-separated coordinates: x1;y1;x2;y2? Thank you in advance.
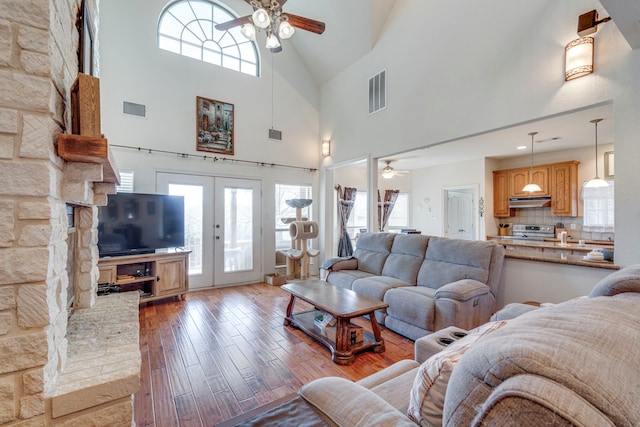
123;101;147;118
269;128;282;141
368;69;387;115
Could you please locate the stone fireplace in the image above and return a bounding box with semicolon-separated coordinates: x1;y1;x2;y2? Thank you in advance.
0;0;140;424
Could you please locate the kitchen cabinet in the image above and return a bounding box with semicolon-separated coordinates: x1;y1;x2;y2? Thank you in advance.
493;161;579;217
98;251;190;303
493;170;514;217
509;166;549;197
550;161;579;217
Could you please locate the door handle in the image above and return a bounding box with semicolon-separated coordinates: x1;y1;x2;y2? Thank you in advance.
216;236;220;240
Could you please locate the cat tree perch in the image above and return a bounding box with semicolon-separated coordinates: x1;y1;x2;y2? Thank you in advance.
282;199;319;279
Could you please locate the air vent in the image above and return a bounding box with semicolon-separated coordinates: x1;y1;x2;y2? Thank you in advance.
368;69;387;115
269;128;282;140
123;101;147;118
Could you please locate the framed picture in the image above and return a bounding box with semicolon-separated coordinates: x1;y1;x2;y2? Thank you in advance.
604;151;614;179
196;96;234;155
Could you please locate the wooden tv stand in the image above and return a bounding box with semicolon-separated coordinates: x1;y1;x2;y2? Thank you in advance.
97;251;190;303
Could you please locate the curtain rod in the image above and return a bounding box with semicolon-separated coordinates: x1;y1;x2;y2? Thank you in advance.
110;144;318;173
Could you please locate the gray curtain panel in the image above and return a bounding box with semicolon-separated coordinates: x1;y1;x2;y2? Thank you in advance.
336;185;357;256
378;189;399;232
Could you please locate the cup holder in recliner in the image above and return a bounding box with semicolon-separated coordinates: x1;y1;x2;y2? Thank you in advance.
437;337;455;346
450;331;467;339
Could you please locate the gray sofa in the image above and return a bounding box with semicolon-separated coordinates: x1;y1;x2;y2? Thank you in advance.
321;233;506;340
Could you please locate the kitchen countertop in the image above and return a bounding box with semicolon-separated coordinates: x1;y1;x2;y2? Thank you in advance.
487;237;619;270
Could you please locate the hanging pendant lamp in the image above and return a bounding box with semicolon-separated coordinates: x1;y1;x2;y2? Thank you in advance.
522;132;542;192
585;118;608;188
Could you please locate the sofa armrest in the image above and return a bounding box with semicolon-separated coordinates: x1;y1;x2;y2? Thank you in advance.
434;279;490;301
320;256;357;271
300;377;416;427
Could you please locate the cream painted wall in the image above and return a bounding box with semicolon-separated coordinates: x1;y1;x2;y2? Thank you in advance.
411;158;485;237
321;0;640;267
99;0;322;281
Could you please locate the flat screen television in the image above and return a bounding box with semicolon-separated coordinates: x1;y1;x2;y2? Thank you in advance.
97;192;185;257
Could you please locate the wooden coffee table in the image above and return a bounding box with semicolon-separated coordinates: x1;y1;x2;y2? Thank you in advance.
282;280;389;365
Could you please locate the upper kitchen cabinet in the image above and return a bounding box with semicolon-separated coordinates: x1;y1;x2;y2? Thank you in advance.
509;166;549;197
550;161;579;217
493;161;579;217
493;170;514;217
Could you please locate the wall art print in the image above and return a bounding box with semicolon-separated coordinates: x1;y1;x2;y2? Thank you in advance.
196;96;234;155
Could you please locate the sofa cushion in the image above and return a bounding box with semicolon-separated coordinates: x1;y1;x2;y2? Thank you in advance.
325;269;374;290
417;237;494;289
352;276;414;301
352;232;396;275
381;234;430;283
407;321;508;426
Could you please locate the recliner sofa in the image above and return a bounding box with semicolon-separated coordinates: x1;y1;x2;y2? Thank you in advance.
321;232;506;340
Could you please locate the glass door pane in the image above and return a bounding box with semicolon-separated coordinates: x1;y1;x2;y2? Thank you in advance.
224;187;253;272
168;184;204;274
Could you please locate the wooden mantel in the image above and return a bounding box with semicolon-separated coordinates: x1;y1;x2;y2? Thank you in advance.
57;134;120;184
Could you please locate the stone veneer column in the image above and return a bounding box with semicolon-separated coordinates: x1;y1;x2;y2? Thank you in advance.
0;0;102;423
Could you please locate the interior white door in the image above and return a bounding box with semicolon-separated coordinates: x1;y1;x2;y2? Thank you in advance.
157;173;214;289
445;190;474;240
213;177;262;286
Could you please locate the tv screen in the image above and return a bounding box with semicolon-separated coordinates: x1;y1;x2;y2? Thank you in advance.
97;193;185;257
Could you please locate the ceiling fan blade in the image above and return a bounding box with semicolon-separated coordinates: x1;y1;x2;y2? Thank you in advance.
215;16;251;31
285;13;326;34
278;0;288;6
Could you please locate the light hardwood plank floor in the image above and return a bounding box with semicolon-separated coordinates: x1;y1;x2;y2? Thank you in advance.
135;282;415;426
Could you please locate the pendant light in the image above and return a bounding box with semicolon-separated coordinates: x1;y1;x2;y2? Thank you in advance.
522;132;542;192
585;118;608;188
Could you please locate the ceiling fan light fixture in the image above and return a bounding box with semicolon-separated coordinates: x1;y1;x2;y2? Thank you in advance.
381;165;395;180
252;8;271;28
240;23;256;40
265;32;281;49
278;21;295;39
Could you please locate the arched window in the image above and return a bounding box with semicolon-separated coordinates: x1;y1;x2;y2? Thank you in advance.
158;0;259;76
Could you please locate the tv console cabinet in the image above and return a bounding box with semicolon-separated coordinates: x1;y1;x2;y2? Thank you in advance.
97;251;190;303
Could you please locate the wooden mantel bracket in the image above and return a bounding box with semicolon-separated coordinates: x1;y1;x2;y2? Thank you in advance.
57;134;120;184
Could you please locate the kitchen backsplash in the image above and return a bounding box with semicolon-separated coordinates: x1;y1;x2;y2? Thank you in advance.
494;208;615;242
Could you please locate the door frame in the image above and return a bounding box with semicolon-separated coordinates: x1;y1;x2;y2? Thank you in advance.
442;184;480;240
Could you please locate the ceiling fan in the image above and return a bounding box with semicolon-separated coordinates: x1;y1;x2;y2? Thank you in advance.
380;160;409;179
215;0;326;53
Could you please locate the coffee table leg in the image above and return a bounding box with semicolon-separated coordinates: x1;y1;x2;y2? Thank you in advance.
370;313;385;353
284;294;296;326
332;317;355;365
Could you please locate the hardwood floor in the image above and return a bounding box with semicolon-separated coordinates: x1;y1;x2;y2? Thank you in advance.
135;282;414;426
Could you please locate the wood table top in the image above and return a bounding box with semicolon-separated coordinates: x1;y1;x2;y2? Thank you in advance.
281;280;388;318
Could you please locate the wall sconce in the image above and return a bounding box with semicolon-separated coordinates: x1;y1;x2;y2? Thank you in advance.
565;37;594;81
321;140;331;157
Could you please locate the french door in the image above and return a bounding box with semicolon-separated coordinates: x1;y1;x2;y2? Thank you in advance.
157;173;262;288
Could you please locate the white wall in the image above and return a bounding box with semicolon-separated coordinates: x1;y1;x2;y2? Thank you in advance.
99;0;322;281
411;158;485;237
321;0;640;267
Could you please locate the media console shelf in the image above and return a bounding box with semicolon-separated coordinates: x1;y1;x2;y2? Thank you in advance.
97;251;190;303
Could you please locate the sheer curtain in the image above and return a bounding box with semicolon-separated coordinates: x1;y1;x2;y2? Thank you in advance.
378;189;399;232
336;185;357;256
583;181;615;232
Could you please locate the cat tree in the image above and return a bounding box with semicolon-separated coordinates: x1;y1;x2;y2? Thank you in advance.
282;199;319;279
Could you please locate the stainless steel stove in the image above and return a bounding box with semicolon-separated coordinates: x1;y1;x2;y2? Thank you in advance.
506;224;556;241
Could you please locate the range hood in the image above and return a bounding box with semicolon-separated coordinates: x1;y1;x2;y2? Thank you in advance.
509;196;552;208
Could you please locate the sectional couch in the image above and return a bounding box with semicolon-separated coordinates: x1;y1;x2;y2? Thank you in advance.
234;264;640;427
320;232;506;340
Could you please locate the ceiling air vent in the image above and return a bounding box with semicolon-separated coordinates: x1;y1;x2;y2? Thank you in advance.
368;69;387;115
123;101;147;118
